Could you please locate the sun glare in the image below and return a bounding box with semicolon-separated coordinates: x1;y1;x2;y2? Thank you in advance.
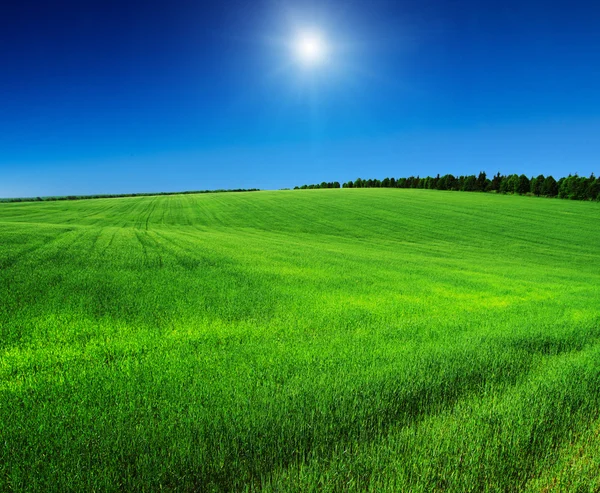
295;32;327;66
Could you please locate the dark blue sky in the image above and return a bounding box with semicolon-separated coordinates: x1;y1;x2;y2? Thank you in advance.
2;0;599;197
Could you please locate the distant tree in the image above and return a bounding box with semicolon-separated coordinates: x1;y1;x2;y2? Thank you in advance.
476;171;487;191
571;175;584;199
446;174;458;190
488;172;502;192
586;175;600;201
516;174;530;195
582;174;595;200
505;174;518;193
557;177;566;196
462;175;477;192
436;175;447;190
541;176;558;197
561;174;590;200
410;176;421;188
531;174;545;196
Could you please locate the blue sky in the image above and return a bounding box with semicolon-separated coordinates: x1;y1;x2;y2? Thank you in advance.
1;0;599;197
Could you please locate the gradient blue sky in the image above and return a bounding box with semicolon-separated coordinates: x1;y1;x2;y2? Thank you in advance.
1;0;599;197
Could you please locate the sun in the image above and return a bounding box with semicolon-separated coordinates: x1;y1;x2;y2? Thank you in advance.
294;32;327;66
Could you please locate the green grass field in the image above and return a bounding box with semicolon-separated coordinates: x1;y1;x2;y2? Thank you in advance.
1;189;599;492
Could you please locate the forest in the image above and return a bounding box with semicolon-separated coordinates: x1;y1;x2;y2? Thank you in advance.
295;172;600;201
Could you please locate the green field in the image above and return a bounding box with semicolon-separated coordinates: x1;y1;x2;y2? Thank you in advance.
1;189;599;491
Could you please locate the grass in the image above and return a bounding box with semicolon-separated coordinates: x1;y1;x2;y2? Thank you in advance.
1;188;599;491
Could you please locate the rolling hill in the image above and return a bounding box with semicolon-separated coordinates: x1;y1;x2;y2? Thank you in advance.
1;189;599;491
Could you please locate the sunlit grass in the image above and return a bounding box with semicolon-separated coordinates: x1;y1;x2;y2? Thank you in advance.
1;189;599;491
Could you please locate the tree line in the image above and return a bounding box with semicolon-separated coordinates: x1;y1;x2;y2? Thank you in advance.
0;188;260;203
295;181;341;190
295;172;600;201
